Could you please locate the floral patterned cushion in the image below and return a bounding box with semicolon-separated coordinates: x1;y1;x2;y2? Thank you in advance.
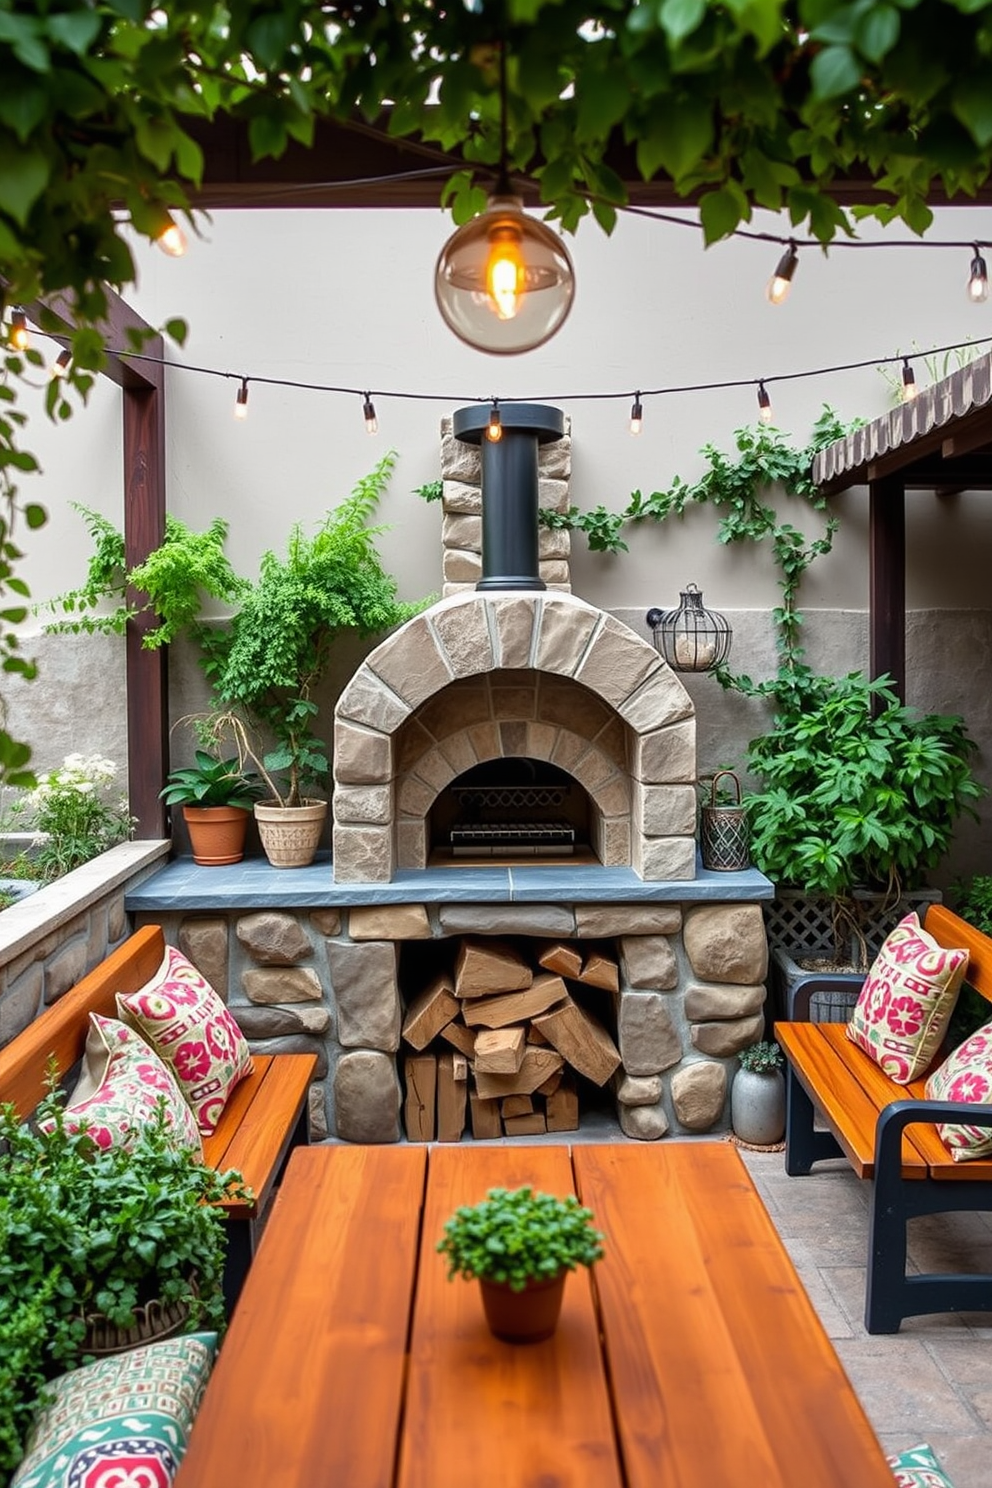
43;1014;201;1155
886;1441;955;1487
925;1020;992;1161
846;912;968;1083
117;945;253;1136
10;1332;217;1488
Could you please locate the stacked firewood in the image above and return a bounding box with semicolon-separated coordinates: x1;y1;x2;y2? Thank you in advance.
401;937;621;1141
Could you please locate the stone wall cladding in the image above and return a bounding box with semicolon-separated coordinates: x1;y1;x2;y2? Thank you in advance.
134;898;767;1145
333;590;696;883
439;414;573;598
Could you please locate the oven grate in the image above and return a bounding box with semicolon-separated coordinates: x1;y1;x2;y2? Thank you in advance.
450;822;575;857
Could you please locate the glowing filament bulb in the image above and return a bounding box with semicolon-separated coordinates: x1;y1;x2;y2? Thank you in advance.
486;401;502;442
766;242;798;305
51;348;72;379
486;225;525;320
968;248;989;303
901;360;917;401
629;395;643;435
234;379;249;420
757;381;773;424
156;217;187;258
363;395;378;434
10;309;28;351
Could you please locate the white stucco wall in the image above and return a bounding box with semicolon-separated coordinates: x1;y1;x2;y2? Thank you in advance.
5;201;992;880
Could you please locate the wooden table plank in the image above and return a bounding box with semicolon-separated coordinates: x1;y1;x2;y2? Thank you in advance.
573;1143;895;1488
175;1145;426;1488
397;1144;622;1488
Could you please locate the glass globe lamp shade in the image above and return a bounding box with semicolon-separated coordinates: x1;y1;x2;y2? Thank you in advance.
435;194;575;354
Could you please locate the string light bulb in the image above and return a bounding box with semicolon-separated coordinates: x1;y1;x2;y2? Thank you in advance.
234;379;249;419
901;359;918;401
629;393;643;435
968;246;989;304
766;241;798;305
51;348;72;379
362;394;378;434
486;399;502;442
154;212;187;258
9;308;28;351
757;381;773;423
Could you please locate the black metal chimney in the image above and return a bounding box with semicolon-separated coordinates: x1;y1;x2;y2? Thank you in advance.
452;402;565;590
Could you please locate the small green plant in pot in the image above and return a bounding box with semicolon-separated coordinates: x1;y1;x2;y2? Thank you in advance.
437;1186;604;1344
732;1041;786;1147
160;747;265;866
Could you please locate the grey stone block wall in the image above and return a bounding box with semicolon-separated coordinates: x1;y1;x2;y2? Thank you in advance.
137;896;768;1144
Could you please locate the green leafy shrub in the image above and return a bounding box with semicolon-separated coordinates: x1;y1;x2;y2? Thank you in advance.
745;672;985;903
952;875;992;937
7;753;134;881
437;1186;604;1292
0;1085;248;1474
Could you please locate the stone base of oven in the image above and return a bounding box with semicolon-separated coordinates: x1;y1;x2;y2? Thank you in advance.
128;861;773;1144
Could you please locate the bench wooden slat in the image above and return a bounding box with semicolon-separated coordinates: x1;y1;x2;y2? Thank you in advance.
573;1144;893;1488
176;1146;426;1488
925;904;992;1004
0;923;165;1118
396;1144;622;1488
776;1021;925;1178
202;1053;316;1220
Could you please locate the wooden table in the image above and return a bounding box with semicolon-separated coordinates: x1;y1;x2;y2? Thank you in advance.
175;1141;895;1488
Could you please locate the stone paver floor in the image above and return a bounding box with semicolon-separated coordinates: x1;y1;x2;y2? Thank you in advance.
738;1146;992;1488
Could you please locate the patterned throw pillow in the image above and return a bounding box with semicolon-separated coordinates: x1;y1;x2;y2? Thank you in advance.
42;1014;201;1155
10;1332;217;1488
117;945;253;1136
925;1020;992;1161
846;912;968;1083
885;1441;956;1487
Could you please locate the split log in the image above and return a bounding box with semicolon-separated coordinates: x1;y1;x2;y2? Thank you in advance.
532;995;621;1086
451;1053;468;1082
469;1091;503;1140
500;1095;535;1119
439;1022;476;1058
535;1068;563;1097
461;973;568;1029
578;949;620;993
401;973;460;1050
535;941;583;979
474;1047;564;1100
546;1079;580;1133
503;1112;547;1136
403;1054;437;1142
436;1051;467;1142
454;937;533;998
474;1025;526;1074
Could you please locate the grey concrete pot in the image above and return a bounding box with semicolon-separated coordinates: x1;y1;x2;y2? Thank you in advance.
731;1067;786;1146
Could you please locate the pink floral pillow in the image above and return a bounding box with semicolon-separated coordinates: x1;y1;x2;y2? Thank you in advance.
117;944;253;1135
846;912;968;1083
925;1021;992;1161
45;1013;201;1154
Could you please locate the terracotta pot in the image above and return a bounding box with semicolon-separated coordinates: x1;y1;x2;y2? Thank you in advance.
478;1271;567;1344
254;799;327;869
182;805;250;866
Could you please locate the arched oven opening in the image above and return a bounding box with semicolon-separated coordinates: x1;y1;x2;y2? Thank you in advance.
430;758;594;864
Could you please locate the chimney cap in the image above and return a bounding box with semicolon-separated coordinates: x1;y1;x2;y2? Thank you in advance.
453;402;564;445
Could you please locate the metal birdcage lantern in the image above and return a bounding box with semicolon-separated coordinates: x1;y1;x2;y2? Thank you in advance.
699;770;750;872
646;584;732;673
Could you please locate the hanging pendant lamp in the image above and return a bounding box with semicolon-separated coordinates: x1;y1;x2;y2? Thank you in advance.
434;40;575;354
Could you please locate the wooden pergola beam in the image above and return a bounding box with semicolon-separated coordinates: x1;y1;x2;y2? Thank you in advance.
24;290;168;838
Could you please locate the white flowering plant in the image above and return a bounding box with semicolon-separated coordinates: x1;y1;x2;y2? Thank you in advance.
9;754;134;881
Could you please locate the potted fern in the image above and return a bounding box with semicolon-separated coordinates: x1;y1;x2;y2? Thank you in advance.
201;451;427;867
437;1186;604;1344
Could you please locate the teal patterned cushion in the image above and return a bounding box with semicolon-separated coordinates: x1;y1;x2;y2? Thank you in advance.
11;1333;216;1488
886;1442;955;1488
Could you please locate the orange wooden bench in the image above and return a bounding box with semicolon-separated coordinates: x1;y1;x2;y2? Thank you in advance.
776;902;992;1333
0;923;316;1311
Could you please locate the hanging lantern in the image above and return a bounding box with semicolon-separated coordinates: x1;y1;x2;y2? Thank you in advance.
646;584;732;673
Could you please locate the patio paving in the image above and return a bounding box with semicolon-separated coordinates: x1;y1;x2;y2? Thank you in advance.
738;1146;992;1488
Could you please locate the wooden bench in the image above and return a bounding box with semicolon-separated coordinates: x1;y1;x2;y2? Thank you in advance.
776;902;992;1333
0;923;316;1312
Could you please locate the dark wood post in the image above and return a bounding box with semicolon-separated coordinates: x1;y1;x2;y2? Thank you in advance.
868;474;906;704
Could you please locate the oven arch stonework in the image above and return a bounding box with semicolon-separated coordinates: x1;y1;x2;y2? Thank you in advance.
333;590;698;883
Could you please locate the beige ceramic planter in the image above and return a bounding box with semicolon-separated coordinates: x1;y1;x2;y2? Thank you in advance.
254;799;327;869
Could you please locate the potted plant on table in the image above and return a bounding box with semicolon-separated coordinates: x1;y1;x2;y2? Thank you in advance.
159;747;265;865
0;1087;247;1477
437;1186;604;1344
